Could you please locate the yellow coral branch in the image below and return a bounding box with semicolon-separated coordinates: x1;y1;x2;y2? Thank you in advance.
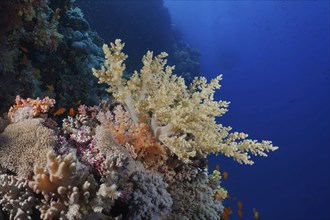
93;40;278;164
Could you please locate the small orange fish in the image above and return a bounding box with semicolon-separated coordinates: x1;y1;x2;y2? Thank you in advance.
20;47;28;53
253;208;260;220
224;207;233;215
222;211;230;220
53;107;66;116
54;8;62;18
223;171;229;180
68;108;75;117
238;209;243;218
46;84;55;91
238;201;243;210
216;164;220;171
233;196;237;200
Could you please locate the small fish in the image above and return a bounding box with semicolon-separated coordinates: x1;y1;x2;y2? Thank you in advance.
238;209;243;218
76;100;82;106
238;201;243;210
223;171;229;180
46;84;55;91
20;46;28;53
222;207;233;220
53;107;66;116
233;196;237;200
222;212;229;220
68;108;75;117
54;8;62;18
253;208;260;220
216;164;220;171
224;207;233;215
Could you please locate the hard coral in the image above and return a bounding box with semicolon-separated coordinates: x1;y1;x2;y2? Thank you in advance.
0;118;56;177
29;151;99;220
0;174;35;220
93;40;278;164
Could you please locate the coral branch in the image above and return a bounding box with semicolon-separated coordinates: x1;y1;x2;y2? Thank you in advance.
93;40;278;164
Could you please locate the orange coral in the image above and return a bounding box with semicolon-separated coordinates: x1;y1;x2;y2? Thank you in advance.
102;105;166;168
128;123;166;167
8;95;55;121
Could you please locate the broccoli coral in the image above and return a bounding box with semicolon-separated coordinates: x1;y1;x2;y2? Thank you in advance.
93;39;278;164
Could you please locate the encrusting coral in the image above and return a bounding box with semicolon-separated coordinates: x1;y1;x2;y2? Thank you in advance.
93;39;278;164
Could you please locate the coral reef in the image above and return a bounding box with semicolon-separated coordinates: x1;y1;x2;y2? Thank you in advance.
0;85;277;220
0;0;64;113
0;0;106;115
0;3;278;215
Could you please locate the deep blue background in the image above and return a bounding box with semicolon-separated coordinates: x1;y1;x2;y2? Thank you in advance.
165;1;329;220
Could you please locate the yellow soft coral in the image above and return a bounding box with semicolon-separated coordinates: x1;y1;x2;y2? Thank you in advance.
93;39;278;164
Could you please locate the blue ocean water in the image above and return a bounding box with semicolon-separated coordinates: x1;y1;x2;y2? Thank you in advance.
165;1;330;220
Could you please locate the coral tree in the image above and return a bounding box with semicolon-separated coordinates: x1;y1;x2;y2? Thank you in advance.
0;40;278;220
93;39;278;164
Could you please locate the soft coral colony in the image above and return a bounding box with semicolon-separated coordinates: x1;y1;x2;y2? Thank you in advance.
0;40;278;220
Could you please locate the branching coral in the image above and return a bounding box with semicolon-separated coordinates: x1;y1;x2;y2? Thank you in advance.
29;151;99;220
0;174;35;220
93;40;278;164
